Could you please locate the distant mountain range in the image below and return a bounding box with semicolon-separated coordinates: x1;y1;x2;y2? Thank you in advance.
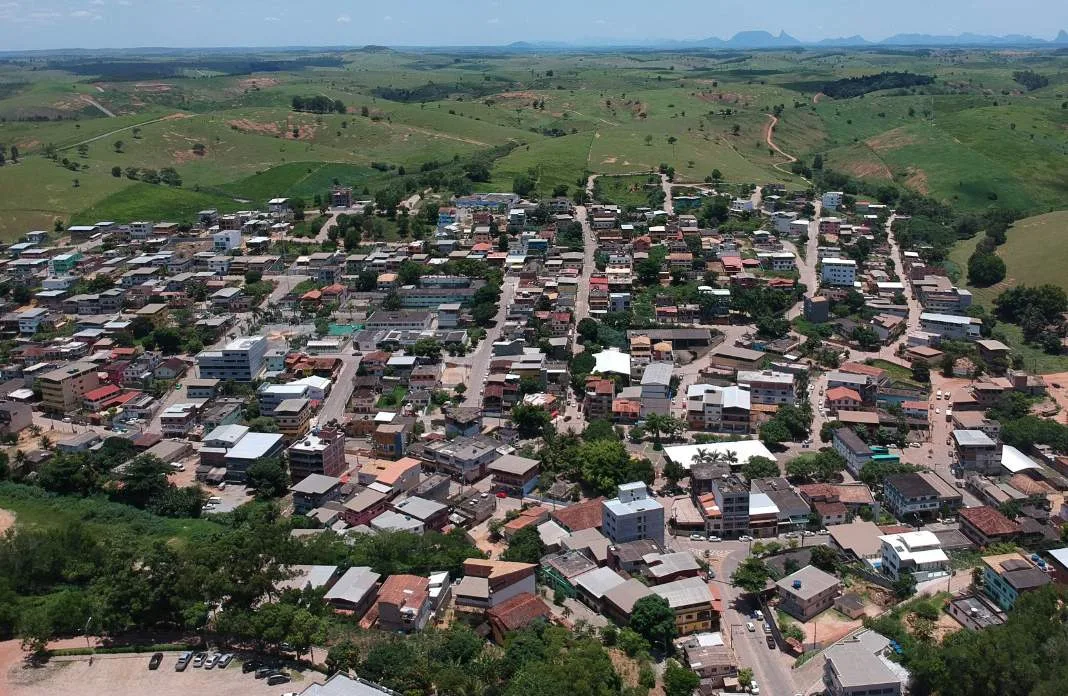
507;29;1068;51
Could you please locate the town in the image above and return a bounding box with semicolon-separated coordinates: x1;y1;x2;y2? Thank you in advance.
2;155;1068;696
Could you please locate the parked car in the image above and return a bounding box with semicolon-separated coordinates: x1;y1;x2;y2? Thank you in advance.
148;652;164;670
218;653;234;668
689;533;704;541
746;622;755;632
255;667;275;679
192;652;207;668
754;609;764;621
267;673;291;686
739;535;753;542
175;652;192;672
204;653;219;669
708;535;722;542
242;660;263;674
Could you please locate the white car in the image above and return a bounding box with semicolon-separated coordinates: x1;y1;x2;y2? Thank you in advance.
746;622;755;632
689;533;705;541
750;681;760;695
739;535;753;542
708;535;722;542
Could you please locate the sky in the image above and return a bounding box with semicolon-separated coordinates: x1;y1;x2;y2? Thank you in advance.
1;0;1066;51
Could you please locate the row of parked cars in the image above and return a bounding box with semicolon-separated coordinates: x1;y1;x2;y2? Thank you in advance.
149;650;293;686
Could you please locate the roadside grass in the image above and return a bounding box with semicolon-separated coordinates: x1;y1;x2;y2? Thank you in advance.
70;182;245;226
867;359;923;388
594;174;662;208
376;386;408;409
217;161;384;203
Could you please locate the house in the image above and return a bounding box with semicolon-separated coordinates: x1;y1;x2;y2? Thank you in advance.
879;531;949;582
486;593;551;644
958;506;1019;547
602;482;665;546
825;386;863;413
981;552;1051;610
827;520;885;565
776;565;841;621
454;559;537;611
947;594;1006;631
391;496;449;532
290;474;343;515
0;402;32;435
639;362;673;417
652;576;718;636
323;566;381;616
919;312;982;341
823;640;903;696
681;634;737;688
488;453;540;497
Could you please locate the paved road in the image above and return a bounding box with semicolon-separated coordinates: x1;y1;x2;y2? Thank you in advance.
314;353;359;425
276;208;348;244
461;276;518;409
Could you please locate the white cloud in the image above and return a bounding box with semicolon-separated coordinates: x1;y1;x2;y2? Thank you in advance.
263;15;280;22
383;14;392;21
336;13;350;22
487;17;499;24
89;0;105;5
594;18;606;24
70;9;93;16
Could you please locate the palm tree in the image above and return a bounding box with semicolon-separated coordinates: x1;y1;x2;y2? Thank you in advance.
561;605;573;620
645;412;669;444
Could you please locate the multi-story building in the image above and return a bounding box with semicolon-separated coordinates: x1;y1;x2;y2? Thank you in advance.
652;576;717;636
196;336;268;382
274;398;312;440
375;574;432;633
602;482;665;546
880;531;950;582
685;384;751;433
639;362;673;417
706;475;750;539
777;565;841;621
37;361;100;414
821;258;857;287
883;473;941;520
454;559;537;611
584;378;615;421
821;191;843;210
287;427;346;481
958;505;1020;547
981;552;1051;611
919;312;982;340
823;640;903;696
833;428;873;476
952;429;1001;473
736;370;796;406
159;403;198;436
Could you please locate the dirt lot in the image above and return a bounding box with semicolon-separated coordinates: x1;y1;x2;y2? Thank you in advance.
0;509;14;535
2;650;311;696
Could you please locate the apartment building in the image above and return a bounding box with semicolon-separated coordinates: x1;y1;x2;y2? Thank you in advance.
883;473;941;520
880;531;950;582
981;552;1051;611
952;429;1001;474
196;335;268;382
777;565;841;621
736;370;796;406
919;312;982;341
602;482;665;546
685;384;751;433
821;258;857;287
274;398;312;440
706;474;750;539
37;361;100;414
639;362;673;417
160;403;198;436
287;427;346;481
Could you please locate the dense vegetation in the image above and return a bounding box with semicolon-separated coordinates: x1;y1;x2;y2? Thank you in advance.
1013;70;1050;91
819;71;935;99
291;95;346;114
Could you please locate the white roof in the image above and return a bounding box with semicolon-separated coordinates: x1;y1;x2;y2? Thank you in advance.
823;258;857;266
953;429;996;447
921;312;975;326
1001;445;1040;474
291;375;332;391
593;348;631;376
749;492;779;517
537;520;571;547
663;440;776;470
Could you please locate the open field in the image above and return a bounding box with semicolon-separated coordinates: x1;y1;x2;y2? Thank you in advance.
0;48;1064;238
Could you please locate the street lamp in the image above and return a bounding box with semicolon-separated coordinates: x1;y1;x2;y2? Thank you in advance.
84;615;93;650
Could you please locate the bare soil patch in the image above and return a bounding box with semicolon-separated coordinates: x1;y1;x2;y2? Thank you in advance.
495;91;539;101
133;83;174;93
841;159;893;181
236;77;280;91
228;119;281;136
865;127;918;153
0;509;14;535
904;167;930;193
696;91;752;106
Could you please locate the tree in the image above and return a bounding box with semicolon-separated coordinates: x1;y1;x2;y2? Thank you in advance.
967;251;1006;286
759;419;791;447
741;455;779;480
326;639;361;673
737;667;754;689
892;574;917;600
510;404;552;438
111;165;121;177
911;360;930;383
577;317;599;343
117;455;170;509
246;457;289;499
730;557;770;593
809;545;839;572
663;659;700;696
662;458;687;487
502;526;545;564
412;338;442;362
630;595;677;652
113;139;124;153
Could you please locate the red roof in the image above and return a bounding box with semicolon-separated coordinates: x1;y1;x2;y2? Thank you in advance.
840;362;887;378
826;386;862;402
488;592;551;633
551;497;604;532
959;505;1020;537
84;384;121;401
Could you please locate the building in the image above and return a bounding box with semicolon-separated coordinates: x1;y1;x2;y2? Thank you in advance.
833;428;873;476
290;473;343;515
981;552;1051;610
159;403;198;436
323;566;381;616
0;402;32;435
821;258;857;287
736;370;795;406
223;431;286;482
37;361;100;413
958;505;1020;547
274;398;313;439
488;453;540;497
953;429;1001;474
652;576;718;636
880;531;950;582
823;640;903;696
454;559;537;611
883;473;941;521
777;565;841;621
704;475;750;539
947;594;1006;631
639;362;673;417
602;482;665;546
196;335;268;381
821;191;844;210
376;574;433;633
288;428;346;481
486;593;552;644
685;384;751;433
919;312;982;341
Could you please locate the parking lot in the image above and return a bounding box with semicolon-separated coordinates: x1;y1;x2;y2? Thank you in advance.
4;651;306;696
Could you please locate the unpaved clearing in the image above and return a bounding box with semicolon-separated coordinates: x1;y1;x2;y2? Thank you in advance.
0;509;14;535
904;167;930;193
841;158;894;181
866;126;918;153
228;119;281;136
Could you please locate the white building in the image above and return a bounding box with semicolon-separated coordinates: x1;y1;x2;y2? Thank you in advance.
757;251;797;271
879;531;949;582
129;221;153;240
196;335;268;382
736;370;796;406
919;312;982;341
213;229;242;253
602;482;665;546
821;191;844;211
772;211;799;234
821;258;857;287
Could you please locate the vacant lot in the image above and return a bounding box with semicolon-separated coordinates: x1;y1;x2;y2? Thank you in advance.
2;650;308;696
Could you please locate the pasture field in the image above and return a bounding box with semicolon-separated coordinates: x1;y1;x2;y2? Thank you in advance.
0;47;1063;238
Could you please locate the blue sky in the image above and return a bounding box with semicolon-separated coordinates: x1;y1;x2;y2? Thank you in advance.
2;0;1066;50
